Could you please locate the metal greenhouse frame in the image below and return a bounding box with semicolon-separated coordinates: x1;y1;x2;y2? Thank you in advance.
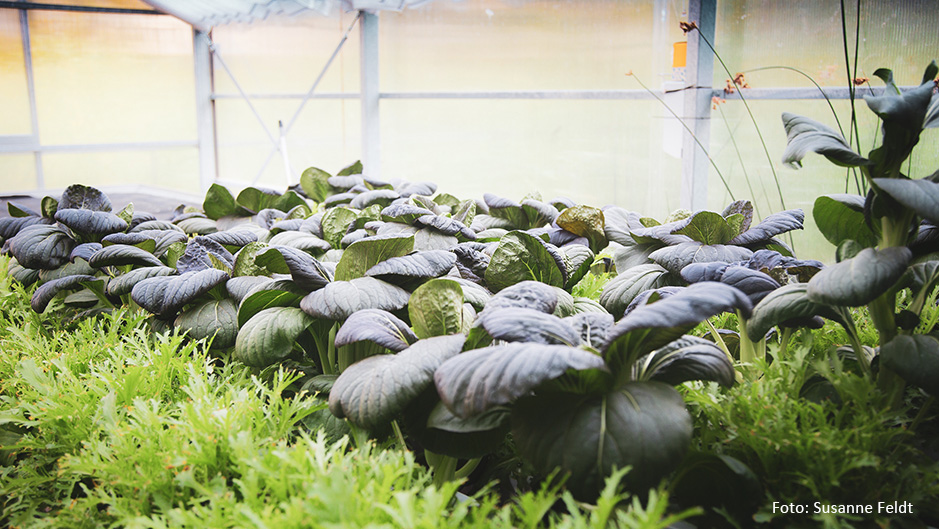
0;0;905;210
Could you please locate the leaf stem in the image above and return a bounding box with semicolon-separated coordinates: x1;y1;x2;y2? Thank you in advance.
704;318;733;363
910;396;935;433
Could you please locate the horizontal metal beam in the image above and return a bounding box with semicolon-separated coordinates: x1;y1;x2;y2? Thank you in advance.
379;90;658;100
212;86;921;102
716;85;919;101
0;140;196;154
0;1;163;15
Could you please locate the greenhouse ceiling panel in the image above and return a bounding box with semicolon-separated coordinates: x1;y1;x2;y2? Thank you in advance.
141;0;432;30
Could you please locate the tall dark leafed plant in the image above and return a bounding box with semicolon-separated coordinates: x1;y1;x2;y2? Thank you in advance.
759;62;939;401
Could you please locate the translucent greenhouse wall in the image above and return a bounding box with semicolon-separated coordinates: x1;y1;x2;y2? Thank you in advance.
0;2;199;194
1;0;938;263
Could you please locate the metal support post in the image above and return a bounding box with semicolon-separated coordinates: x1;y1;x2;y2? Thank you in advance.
680;0;716;211
193;29;217;192
19;8;43;191
360;11;380;178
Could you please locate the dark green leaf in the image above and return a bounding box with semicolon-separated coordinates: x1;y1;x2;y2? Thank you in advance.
475;308;581;346
598;264;672;317
9;224;75;270
267;231;332;254
54;209;127;237
721;200;754;234
727;209;805;246
637;335;735;387
365;250;456;281
781;112;870;168
512;382;692;499
131;268;229;317
175;298;238;349
401;386;508;459
177;236;234;274
70;242;103;263
254;246;333;291
562;244;595;292
748;283;855;338
0;216;52;241
807;247;911;306
30;274;98;313
329;334;466;430
334;309;417;351
880;334;939;395
176;217;218;235
233;307;315;367
873;177;939;225
58;184;111;212
225;276;274;304
601;283;752;376
482;280;558;314
408;278;467;339
485;230;565;291
130;220;183;233
650;242;753;275
334;233;415;281
381;203;435;225
813;194;878;248
435;342;607;419
350;189;400;210
680;263;780;305
106;266;175;297
565;312;614;349
300;277;410;320
88;244;162;269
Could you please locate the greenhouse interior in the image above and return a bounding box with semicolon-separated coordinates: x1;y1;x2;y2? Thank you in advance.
2;0;939;527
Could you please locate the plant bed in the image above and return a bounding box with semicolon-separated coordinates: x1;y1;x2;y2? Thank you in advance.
2;66;939;527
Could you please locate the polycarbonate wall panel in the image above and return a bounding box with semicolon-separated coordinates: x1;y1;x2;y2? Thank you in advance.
211;12;362;186
42;148;200;193
0;10;32;136
214;98;361;189
715;0;939;88
710;0;939;262
210;12;361;95
380;0;686;91
378;0;688;224
0;155;38;193
382;99;683;219
29;11;196;146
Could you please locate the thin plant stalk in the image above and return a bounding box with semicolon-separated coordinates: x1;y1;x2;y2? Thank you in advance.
627;72;737;202
691;29;788;216
743;65;865;194
715;103;764;218
840;0;867;194
704;318;733;363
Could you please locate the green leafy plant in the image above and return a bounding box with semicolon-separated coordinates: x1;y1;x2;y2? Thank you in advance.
754;62;939;403
433;280;750;499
